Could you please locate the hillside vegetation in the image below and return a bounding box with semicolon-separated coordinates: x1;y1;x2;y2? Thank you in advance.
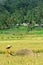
0;0;43;30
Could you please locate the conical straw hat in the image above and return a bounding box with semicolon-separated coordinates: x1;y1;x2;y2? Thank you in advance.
6;45;12;49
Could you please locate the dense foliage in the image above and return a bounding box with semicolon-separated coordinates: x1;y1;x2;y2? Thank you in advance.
0;0;43;29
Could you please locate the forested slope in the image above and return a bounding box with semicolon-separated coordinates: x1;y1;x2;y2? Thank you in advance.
0;0;43;29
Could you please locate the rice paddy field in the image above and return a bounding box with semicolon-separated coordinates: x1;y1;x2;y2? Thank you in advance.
0;32;43;65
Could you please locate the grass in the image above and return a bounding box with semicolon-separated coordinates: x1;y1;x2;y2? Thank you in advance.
0;26;43;41
0;26;43;34
0;54;35;65
0;53;43;65
0;38;43;65
0;33;43;40
0;27;43;65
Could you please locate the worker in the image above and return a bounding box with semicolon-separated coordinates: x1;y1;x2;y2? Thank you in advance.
6;45;12;56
